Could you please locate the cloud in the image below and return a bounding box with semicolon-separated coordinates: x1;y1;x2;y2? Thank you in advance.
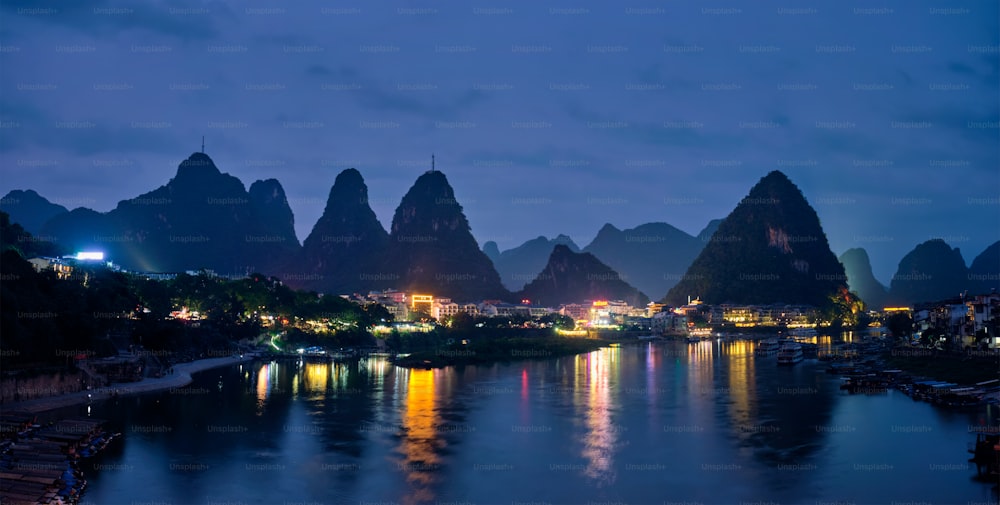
1;0;226;40
303;64;489;119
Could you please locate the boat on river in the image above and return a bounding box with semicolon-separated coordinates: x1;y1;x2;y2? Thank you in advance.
776;342;804;365
755;338;780;356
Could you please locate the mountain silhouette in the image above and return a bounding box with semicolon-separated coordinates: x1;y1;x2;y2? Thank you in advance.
889;239;969;304
969;240;1000;294
40;153;300;275
488;234;580;291
0;189;68;236
697;219;723;243
664;171;848;307
839;248;889;309
583;222;703;300
518;244;649;307
380;170;509;301
299;168;390;294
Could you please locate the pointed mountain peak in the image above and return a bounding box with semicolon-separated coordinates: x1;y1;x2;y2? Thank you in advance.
483;241;501;262
553;234;580;250
390;170;467;235
595;223;620;237
839;247;888;309
409;170;456;198
174;152;221;181
840;247;872;264
518;244;649;307
383;169;508;301
326;168;373;209
334;167;365;187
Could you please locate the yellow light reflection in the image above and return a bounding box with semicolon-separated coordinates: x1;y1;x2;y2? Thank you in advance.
398;369;440;505
255;363;270;414
304;362;329;394
580;348;619;485
725;340;756;440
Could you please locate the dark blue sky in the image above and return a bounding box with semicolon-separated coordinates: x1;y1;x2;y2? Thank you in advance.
1;0;997;283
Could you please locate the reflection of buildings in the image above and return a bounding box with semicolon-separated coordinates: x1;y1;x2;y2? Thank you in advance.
574;347;620;485
303;362;329;395
723;340;757;441
398;369;441;505
686;340;715;397
255;363;272;414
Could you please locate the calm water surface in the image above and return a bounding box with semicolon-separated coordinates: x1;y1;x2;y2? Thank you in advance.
68;339;998;505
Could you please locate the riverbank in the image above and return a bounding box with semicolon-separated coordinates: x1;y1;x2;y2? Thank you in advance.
882;349;999;385
393;336;611;368
0;354;253;414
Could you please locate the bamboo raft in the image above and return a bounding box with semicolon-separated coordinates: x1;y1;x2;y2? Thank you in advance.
0;414;116;505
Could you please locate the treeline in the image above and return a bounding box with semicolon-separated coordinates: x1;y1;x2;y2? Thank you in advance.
1;211;388;367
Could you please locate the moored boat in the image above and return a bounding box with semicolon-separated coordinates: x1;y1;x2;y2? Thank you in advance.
776;342;804;365
755;338;780;356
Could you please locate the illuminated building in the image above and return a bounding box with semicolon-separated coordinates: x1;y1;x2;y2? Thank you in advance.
560;303;590;320
646;302;666;318
27;257;73;280
431;300;479;320
410;294;433;315
589;300;613;327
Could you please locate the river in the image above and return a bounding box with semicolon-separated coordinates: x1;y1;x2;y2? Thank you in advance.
66;339;998;505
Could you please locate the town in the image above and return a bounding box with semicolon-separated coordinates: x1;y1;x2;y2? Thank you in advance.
26;249;1000;352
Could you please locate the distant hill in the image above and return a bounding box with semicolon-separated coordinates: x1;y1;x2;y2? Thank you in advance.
969;240;1000;295
379;170;509;302
299;168;390;294
839;248;889;309
487;235;580;291
0;211;63;258
583;222;703;300
889;239;969;305
0;189;68;236
39;152;300;275
663;171;848;307
482;241;501;263
518;245;649;307
697;219;723;242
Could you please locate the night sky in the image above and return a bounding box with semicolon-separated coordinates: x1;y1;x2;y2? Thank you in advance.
1;0;997;283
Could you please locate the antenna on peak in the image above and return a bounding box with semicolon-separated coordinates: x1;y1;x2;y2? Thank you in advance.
431;153;435;172
201;136;205;153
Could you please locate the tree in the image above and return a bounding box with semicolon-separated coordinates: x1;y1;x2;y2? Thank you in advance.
886;312;914;339
409;308;434;323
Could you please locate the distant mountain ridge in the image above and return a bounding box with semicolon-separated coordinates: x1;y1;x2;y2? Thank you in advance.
485;234;580;291
8;156;999;307
518;245;649;307
583;222;704;300
0;189;68;236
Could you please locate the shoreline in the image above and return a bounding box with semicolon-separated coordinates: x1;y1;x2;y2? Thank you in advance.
0;354;253;414
392;336;614;369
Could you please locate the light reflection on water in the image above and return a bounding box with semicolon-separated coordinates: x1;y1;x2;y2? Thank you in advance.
77;339;998;505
